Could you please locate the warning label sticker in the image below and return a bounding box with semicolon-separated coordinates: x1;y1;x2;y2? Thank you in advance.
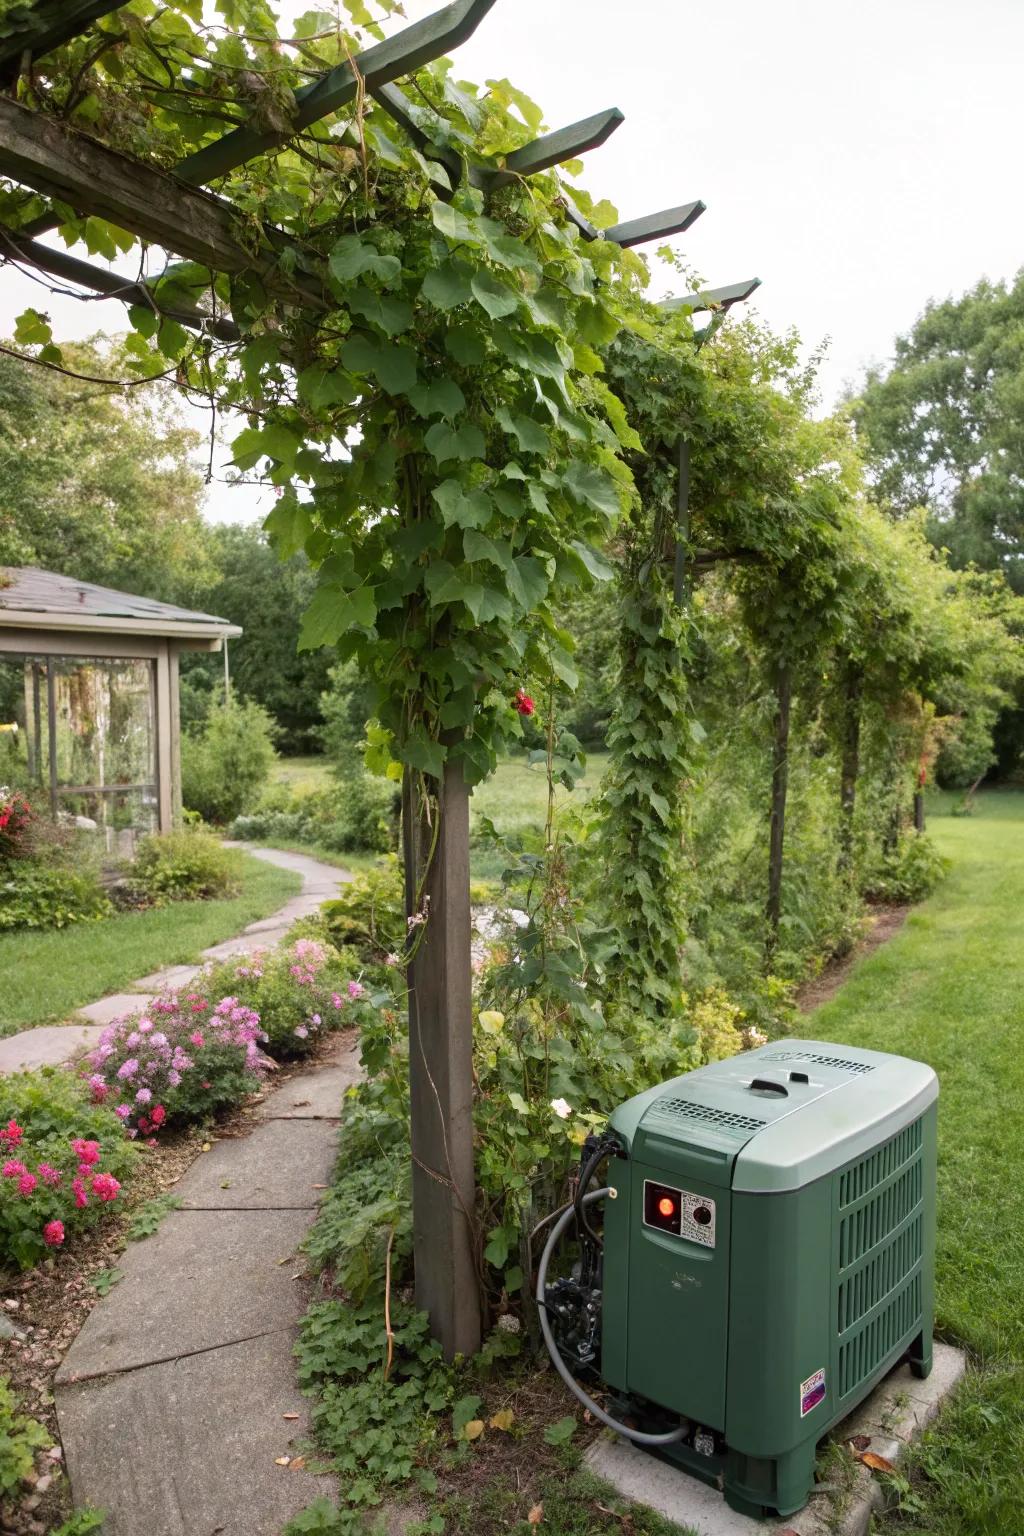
678;1191;716;1248
800;1367;826;1418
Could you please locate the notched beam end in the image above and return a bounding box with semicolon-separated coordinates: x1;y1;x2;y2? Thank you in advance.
604;199;706;248
660;277;762;314
496;106;624;181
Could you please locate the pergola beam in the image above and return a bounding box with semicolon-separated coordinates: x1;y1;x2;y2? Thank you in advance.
175;0;498;187
0;227;240;342
488;107;624;186
0;0;125;75
661;276;762;314
604;199;706;248
0;97;324;308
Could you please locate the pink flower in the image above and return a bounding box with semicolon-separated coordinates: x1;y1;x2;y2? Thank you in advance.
37;1163;62;1187
88;1073;108;1101
43;1220;65;1247
167;1070;182;1088
116;1058;139;1080
72;1139;101;1166
1;1119;24;1148
72;1176;88;1209
2;1159;26;1178
311;1014;321;1026
294;1025;309;1039
347;980;365;1000
135;1088;152;1105
331;993;344;1009
114;1104;132;1120
189;1032;205;1048
17;1173;37;1196
91;1173;121;1202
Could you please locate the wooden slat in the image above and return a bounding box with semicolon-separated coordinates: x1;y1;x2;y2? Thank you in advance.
0;97;324;307
175;0;498;186
660;277;762;314
603;199;706;248
0;227;240;341
487;107;623;187
0;0;125;72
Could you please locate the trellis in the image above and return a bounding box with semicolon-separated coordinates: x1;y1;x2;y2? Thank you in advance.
0;0;758;1357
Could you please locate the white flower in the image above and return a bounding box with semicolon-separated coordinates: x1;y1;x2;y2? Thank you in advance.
550;1097;572;1120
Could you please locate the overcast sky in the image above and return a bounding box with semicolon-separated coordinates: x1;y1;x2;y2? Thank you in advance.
1;0;1021;525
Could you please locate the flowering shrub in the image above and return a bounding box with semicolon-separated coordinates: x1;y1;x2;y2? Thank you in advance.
0;1069;135;1270
84;993;265;1136
201;938;372;1059
0;786;33;861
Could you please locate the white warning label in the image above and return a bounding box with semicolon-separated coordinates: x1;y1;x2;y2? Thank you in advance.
679;1190;716;1247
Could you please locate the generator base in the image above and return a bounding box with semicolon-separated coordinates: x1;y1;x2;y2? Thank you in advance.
647;1437;817;1520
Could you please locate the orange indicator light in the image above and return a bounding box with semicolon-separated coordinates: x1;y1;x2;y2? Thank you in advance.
657;1196;676;1218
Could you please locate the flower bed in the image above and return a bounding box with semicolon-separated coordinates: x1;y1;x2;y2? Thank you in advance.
200;937;373;1059
84;993;265;1137
0;1069;135;1271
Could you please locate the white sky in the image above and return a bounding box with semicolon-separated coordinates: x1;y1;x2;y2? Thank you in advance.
1;0;1022;524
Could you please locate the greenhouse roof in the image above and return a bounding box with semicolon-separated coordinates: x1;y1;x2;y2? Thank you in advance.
0;566;242;641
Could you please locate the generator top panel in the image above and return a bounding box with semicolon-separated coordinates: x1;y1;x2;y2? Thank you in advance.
609;1037;937;1193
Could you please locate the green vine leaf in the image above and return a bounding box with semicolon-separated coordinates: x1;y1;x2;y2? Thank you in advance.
424;422;485;464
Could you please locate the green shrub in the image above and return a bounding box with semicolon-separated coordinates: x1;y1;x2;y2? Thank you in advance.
0;862;111;931
0;1376;50;1494
319;858;404;966
0;1068;135;1270
130;829;242;903
229;770;399;856
182;699;276;824
862;831;949;903
201;938;373;1059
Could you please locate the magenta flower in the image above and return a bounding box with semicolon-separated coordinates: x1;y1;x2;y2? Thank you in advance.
17;1172;37;1196
347;980;365;1000
72;1139;101;1166
114;1104;132;1120
37;1163;62;1187
91;1173;121;1202
43;1220;65;1247
72;1176;88;1209
2;1159;26;1178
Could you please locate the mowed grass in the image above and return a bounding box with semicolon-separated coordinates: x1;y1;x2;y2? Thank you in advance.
469;750;610;881
809;789;1024;1534
269;754;333;795
0;852;300;1036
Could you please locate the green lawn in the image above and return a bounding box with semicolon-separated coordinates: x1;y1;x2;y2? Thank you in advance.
469;750;609;882
0;852;300;1036
270;754;334;795
810;789;1024;1534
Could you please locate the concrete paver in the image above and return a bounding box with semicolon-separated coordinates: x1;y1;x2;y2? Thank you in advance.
0;1023;103;1074
55;1206;313;1382
175;1117;339;1210
56;1330;335;1536
252;1040;361;1121
77;992;155;1025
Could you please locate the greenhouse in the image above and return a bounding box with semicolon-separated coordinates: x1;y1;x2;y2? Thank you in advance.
0;566;239;853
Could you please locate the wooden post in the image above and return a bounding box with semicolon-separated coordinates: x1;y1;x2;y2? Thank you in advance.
838;665;862;874
766;663;792;957
45;659;58;818
169;646;182;827
402;761;481;1361
913;791;925;833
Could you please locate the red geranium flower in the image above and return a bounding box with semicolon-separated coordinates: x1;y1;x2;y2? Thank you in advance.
513;689;535;717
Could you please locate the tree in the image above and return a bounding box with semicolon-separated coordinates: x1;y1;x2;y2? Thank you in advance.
853;271;1024;592
0;339;214;600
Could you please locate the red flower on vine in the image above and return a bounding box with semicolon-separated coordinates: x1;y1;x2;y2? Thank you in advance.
513;689;535;717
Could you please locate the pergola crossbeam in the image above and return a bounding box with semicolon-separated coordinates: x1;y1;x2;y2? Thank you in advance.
0;97;325;308
174;0;498;188
0;227;240;342
604;199;706;248
661;277;762;314
0;0;125;75
487;108;624;186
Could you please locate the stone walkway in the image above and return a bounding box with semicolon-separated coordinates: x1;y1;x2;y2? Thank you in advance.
0;844;350;1076
55;1036;362;1536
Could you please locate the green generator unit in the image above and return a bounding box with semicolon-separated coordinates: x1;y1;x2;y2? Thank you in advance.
539;1038;937;1519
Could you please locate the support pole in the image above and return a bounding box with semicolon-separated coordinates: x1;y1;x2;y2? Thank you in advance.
402;761;480;1361
673;436;690;606
766;663;792;958
223;638;231;704
45;660;58;818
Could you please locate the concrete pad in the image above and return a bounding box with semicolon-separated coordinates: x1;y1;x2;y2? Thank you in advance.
202;928;291;961
56;1207;312;1382
77;992;155;1025
175;1117;338;1209
56;1329;336;1536
253;1043;361;1120
585;1343;966;1536
0;1023;103;1074
132;963;202;993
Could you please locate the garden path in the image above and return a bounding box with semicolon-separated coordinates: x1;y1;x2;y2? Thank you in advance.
0;845;350;1076
54;1033;362;1536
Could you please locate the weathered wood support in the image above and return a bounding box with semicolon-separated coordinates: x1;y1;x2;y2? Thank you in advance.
0;98;324;306
402;763;480;1361
0;0;125;77
766;663;792;957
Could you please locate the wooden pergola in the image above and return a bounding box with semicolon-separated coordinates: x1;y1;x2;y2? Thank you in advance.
0;0;758;1358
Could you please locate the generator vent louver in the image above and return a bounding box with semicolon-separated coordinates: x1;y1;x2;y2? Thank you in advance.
839;1119;923;1208
838;1215;923;1334
838;1160;922;1268
659;1099;766;1133
838;1272;922;1397
761;1050;875;1075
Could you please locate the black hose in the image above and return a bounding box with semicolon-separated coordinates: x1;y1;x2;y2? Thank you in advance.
536;1190;687;1447
574;1140;611;1247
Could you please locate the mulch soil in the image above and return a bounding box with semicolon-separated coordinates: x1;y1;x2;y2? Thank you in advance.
795;903;909;1014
